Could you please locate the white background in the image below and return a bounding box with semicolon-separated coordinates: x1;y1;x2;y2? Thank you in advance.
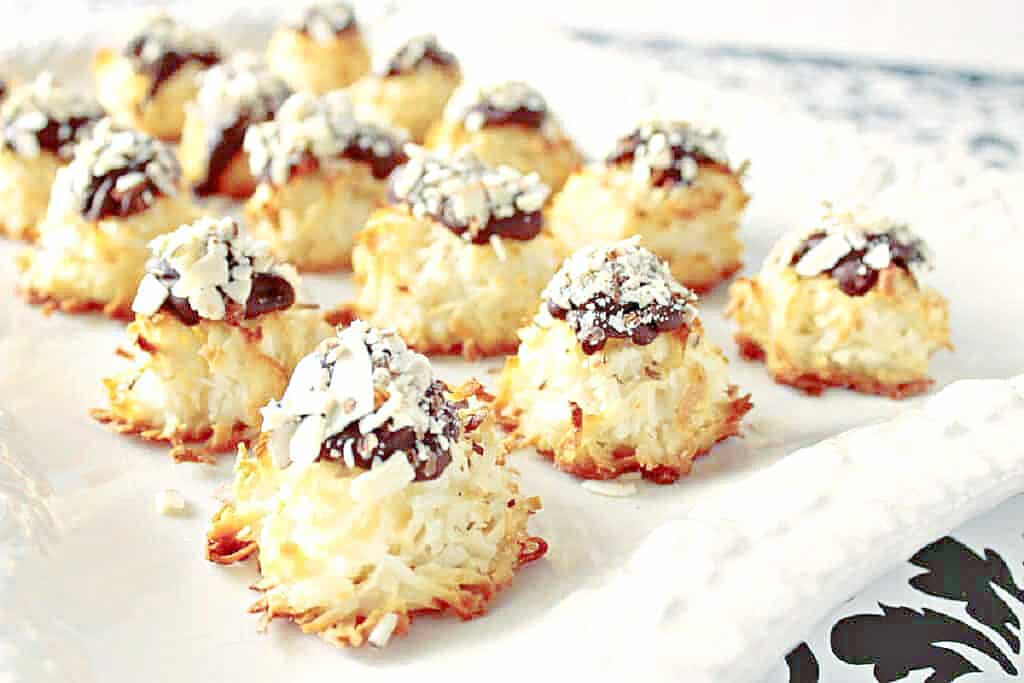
459;0;1024;73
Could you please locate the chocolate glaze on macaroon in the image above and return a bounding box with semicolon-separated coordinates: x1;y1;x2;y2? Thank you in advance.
0;74;103;160
454;81;549;133
132;216;300;325
319;379;461;481
123;15;221;101
260;321;469;480
52;118;181;221
244;91;408;185
388;148;549;244
606;120;731;189
190;56;291;196
542;239;698;354
381;34;457;77
149;263;295;326
786;207;933;297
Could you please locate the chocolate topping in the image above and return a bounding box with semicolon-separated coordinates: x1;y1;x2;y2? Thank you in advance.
790;230;929;297
0;73;103;160
542;239;698;355
546;298;690;354
193;116;251;197
335;137;408;180
123;15;221;101
80;159;165;220
0;80;6;101
128;43;219;101
606;120;730;189
779;205;934;297
382;35;457;77
151;266;295;326
133;216;301;324
320;380;459;481
466;104;545;131
190;56;291;196
51;118;180;221
450;81;549;133
388;148;549;244
244;91;407;185
260;322;464;481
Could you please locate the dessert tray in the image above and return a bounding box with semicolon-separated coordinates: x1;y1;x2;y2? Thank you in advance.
1;3;1023;682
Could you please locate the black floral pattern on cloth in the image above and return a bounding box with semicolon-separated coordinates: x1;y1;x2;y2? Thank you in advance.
782;533;1024;682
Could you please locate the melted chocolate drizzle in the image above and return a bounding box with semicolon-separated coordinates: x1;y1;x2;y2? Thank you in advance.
448;208;543;244
466;104;545;131
606;130;724;188
340;139;408;180
193;115;251;197
382;42;456;77
125;36;220;102
2;114;97;160
790;231;924;297
276;141;407;185
546;295;690;355
80;162;165;221
385;175;544;244
318;380;460;481
149;261;295;326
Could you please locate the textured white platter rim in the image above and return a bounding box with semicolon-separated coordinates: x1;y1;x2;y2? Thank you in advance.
1;3;1022;682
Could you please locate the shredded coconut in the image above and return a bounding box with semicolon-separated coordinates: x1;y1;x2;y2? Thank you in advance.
0;73;103;160
260;322;462;481
132;216;299;321
607;120;730;188
193;53;290;128
288;1;356;43
390;146;549;244
155;489;187;515
244;91;406;186
542;238;698;353
368;613;400;647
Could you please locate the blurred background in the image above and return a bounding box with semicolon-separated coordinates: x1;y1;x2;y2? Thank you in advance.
8;0;1021;72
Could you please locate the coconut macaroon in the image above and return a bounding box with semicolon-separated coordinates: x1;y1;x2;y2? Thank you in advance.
94;14;221;141
180;54;291;199
727;205;951;398
349;34;462;143
0;73;104;242
496;239;751;483
92;216;332;460
550;121;748;293
206;321;546;648
243;91;408;271
17;119;199;318
347;148;561;359
266;1;370;95
426;80;582;192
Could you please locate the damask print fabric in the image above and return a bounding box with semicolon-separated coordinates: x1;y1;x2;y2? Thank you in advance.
775;495;1024;682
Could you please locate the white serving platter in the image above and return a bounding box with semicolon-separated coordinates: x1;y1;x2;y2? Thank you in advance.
1;3;1022;681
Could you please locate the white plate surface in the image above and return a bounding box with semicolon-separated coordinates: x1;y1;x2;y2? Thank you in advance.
1;4;1022;682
